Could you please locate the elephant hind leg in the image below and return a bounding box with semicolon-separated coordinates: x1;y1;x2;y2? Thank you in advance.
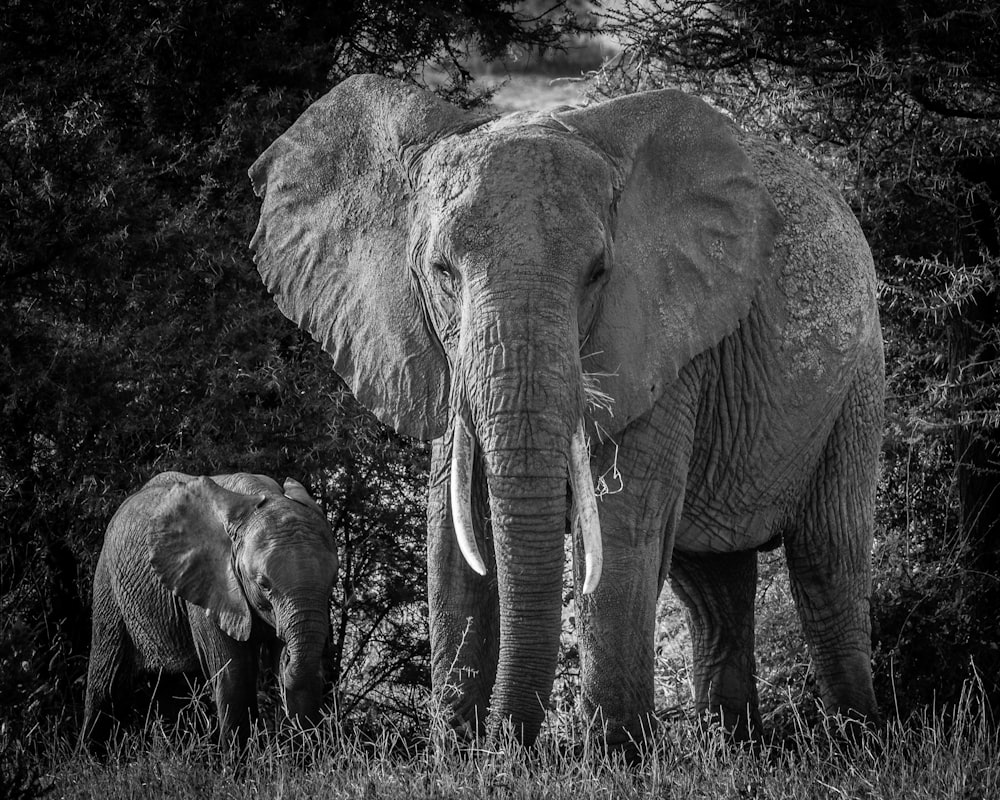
784;357;882;725
669;549;761;740
81;573;135;750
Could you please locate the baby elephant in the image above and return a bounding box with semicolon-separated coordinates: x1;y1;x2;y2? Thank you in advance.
81;472;338;749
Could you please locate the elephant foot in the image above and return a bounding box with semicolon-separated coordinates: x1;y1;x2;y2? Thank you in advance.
696;702;764;744
821;706;884;757
578;709;661;766
425;702;490;756
444;700;490;745
78;709;120;759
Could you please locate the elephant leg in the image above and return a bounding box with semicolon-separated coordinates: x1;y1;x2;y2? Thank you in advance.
147;670;202;731
81;562;135;750
784;358;882;725
577;523;663;749
190;614;258;749
214;661;258;749
427;435;499;738
577;396;695;750
669;549;761;739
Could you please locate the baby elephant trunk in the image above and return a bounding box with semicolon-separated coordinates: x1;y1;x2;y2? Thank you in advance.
280;611;329;730
283;671;323;730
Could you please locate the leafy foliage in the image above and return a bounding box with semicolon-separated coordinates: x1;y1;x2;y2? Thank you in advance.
599;0;1000;718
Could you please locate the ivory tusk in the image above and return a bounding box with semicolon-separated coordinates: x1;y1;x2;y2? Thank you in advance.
451;422;487;576
570;421;603;595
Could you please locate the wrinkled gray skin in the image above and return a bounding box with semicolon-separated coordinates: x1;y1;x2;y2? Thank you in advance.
249;75;883;747
81;472;338;749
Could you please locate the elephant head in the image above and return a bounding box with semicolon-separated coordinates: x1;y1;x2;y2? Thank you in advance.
147;474;338;729
249;75;780;743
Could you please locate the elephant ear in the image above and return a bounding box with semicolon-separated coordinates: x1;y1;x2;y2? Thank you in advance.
556;90;782;433
282;477;323;515
249;74;484;440
147;476;264;641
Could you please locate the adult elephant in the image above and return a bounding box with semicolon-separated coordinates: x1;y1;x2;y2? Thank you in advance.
249;75;883;747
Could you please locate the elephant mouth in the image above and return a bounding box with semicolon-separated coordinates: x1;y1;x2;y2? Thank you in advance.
449;416;603;594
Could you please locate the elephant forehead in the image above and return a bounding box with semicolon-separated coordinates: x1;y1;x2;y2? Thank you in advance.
263;545;334;579
247;530;336;586
246;508;334;554
420;129;612;252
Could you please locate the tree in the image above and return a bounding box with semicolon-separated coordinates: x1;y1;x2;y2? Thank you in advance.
600;0;1000;716
0;0;584;742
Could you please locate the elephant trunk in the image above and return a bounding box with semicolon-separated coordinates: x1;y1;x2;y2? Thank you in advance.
459;294;590;745
279;608;329;729
485;443;568;744
452;420;601;593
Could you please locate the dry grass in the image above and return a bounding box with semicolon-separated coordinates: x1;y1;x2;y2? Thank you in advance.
20;681;997;800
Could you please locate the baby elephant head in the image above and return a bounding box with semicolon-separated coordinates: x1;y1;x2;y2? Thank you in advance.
147;474;338;730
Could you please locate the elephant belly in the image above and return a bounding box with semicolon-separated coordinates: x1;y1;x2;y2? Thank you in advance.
674;368;843;554
676;393;836;552
672;319;860;553
675;501;787;553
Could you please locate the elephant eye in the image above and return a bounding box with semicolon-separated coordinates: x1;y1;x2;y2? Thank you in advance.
256;574;272;593
430;258;455;282
587;252;608;286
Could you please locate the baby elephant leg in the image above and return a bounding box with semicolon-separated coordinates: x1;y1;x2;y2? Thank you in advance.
190;614;258;749
81;562;136;751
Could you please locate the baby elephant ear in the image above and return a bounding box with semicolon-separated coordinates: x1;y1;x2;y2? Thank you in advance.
147;476;262;641
250;74;484;441
282;477;321;512
556;90;782;432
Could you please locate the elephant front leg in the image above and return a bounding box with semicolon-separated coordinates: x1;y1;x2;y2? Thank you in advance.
213;662;258;749
427;436;499;739
191;614;258;749
577;529;663;750
577;394;697;751
669;549;762;740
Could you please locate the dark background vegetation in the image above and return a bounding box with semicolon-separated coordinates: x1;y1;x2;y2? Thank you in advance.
2;0;998;767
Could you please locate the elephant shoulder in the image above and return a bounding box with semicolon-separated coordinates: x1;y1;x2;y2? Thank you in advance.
740;135;880;384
